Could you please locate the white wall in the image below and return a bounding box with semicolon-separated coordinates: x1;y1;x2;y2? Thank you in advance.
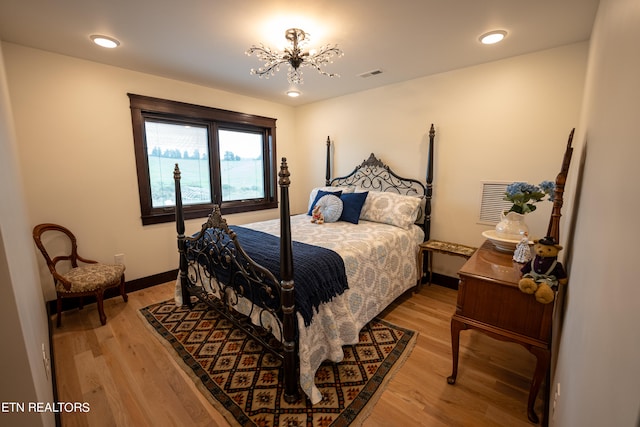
296;43;588;277
552;0;640;425
3;41;588;292
2;43;299;300
0;43;54;427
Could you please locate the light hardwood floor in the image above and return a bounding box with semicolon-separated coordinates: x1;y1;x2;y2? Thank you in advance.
51;282;545;426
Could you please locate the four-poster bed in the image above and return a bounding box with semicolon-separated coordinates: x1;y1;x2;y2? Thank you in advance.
174;124;436;403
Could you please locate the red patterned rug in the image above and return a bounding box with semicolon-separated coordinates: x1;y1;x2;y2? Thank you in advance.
140;299;417;427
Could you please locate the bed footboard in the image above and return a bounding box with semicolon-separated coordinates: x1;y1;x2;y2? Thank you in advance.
174;158;300;403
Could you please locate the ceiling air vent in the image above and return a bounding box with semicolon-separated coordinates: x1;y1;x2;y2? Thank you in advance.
358;69;383;78
478;181;511;225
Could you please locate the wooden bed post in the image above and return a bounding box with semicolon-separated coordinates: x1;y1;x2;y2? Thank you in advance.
547;128;574;242
278;158;299;403
425;124;435;241
325;136;331;186
174;164;192;308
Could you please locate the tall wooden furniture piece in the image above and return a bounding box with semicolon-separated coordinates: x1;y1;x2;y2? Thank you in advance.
447;130;574;424
33;223;128;326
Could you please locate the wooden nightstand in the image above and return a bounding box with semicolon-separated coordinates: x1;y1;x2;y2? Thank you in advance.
417;240;477;286
447;240;556;424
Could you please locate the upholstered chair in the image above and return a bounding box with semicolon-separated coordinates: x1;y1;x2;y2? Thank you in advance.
32;223;128;326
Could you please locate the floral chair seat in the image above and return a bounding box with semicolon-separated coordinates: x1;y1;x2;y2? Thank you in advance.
57;264;126;294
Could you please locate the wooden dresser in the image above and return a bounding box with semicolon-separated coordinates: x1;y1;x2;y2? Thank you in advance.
447;240;555;424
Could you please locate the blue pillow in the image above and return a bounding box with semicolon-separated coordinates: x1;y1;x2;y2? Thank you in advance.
308;190;342;215
339;192;369;224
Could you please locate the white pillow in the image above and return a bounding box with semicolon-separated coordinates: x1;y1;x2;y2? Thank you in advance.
359;191;421;229
307;186;354;212
314;194;343;223
413;196;427;224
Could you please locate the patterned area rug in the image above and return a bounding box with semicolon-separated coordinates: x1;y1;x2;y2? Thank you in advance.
140;299;417;427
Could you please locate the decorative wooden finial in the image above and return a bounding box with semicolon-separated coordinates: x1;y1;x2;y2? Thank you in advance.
173;163;181;180
278;157;290;186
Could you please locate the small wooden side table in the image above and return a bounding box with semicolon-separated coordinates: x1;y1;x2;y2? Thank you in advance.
447;240;556;424
417;240;477;286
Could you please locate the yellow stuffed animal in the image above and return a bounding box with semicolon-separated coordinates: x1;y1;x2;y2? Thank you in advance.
518;236;568;304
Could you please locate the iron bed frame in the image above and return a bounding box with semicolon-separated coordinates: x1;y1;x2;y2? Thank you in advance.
174;124;435;403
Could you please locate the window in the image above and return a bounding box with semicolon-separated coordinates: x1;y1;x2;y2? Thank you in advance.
129;94;277;225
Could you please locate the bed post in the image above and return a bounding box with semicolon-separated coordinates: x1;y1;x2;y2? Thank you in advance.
424;124;435;241
325;136;331;185
278;158;299;403
547;128;574;242
174;164;192;308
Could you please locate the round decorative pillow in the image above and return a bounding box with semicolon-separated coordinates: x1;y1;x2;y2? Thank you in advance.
315;194;343;223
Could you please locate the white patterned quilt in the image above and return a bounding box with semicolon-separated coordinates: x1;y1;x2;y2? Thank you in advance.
176;214;423;404
245;214;423;404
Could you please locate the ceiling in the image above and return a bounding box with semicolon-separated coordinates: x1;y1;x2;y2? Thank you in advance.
0;0;599;106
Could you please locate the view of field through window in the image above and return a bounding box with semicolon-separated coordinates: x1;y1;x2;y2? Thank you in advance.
145;122;264;207
219;129;264;203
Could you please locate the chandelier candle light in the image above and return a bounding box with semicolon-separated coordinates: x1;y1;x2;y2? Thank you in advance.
246;28;344;85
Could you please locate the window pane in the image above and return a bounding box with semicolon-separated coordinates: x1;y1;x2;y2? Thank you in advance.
145;121;211;207
218;129;264;202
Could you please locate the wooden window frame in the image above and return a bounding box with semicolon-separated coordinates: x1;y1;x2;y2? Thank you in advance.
128;94;278;225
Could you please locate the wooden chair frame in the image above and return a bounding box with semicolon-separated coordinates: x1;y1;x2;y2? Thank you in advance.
33;223;128;326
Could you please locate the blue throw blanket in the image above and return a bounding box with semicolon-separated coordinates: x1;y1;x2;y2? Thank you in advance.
191;226;348;326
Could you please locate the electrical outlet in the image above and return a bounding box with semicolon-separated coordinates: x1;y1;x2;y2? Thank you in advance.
42;343;51;380
114;253;125;265
552;382;561;418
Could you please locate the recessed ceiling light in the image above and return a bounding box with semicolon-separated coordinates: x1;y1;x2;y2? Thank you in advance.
90;35;120;49
479;30;507;45
286;89;301;98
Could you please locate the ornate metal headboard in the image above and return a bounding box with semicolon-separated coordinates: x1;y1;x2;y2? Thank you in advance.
328;153;427;196
324;124;436;239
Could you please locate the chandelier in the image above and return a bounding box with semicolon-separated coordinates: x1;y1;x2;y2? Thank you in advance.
246;28;343;85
